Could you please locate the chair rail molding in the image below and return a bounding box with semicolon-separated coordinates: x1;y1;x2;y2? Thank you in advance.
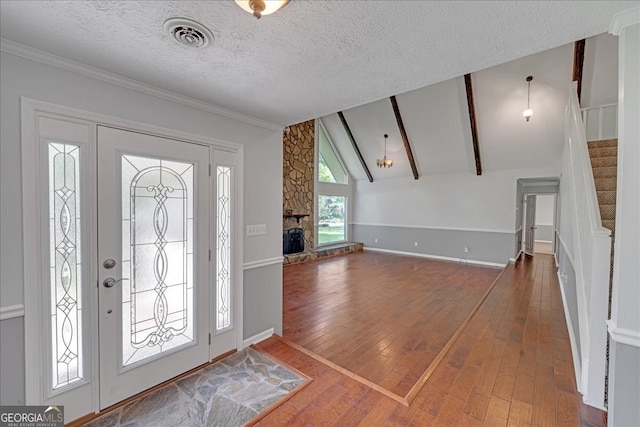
0;304;25;320
607;320;640;348
243;257;284;270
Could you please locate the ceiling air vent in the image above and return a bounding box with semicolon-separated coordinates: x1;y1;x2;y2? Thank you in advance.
164;18;214;48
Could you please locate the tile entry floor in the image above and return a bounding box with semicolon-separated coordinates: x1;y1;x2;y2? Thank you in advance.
82;347;307;427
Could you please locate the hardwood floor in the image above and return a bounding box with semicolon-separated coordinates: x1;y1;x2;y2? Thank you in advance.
254;253;606;426
283;251;501;400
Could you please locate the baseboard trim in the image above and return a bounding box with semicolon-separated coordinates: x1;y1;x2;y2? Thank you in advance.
243;257;283;271
363;247;505;268
607;320;640;348
557;270;583;393
243;328;275;347
0;304;25;320
510;250;523;263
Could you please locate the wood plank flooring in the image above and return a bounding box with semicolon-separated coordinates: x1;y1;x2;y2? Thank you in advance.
283;251;501;399
253;253;606;426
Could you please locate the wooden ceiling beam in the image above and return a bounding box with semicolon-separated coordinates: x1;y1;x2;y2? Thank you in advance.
573;39;586;103
337;111;373;183
464;73;482;176
390;96;419;180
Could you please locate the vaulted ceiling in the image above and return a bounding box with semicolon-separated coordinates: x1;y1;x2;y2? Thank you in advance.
0;1;630;127
323;41;575;180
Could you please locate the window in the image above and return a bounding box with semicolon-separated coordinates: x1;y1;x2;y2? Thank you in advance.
318;195;346;244
316;121;350;246
318;125;347;184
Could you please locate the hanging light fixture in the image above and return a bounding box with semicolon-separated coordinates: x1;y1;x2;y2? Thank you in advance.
523;75;534;122
234;0;289;19
376;134;393;168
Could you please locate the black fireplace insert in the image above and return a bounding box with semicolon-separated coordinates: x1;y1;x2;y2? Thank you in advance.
283;228;304;254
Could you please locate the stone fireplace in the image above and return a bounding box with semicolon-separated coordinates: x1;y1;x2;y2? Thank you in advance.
283;120;314;251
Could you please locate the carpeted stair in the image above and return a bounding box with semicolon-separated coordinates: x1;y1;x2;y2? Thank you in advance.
588;138;617;407
588;139;617;252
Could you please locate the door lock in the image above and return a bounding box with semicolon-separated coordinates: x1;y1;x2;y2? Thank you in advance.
103;259;116;269
103;277;128;288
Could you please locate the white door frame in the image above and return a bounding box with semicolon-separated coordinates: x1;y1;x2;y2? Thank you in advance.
522;192;558;256
21;98;244;419
523;194;537;256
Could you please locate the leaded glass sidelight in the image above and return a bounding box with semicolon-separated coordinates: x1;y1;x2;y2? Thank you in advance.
121;155;194;367
216;166;232;331
48;143;83;389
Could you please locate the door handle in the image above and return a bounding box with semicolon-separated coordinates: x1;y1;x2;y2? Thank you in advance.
103;277;128;288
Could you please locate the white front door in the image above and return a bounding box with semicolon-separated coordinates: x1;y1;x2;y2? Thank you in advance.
524;194;537;256
24;104;243;421
97;126;210;409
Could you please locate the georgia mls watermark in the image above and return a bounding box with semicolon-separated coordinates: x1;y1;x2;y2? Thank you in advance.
0;406;64;427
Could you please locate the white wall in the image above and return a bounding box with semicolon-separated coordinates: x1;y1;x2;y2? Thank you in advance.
535;194;555;241
582;33;619;108
352;167;559;265
0;50;284;404
354;167;559;232
608;12;640;426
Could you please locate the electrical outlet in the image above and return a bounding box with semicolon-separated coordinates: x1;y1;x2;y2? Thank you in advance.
464;246;469;253
414;242;418;247
374;238;378;243
247;224;267;236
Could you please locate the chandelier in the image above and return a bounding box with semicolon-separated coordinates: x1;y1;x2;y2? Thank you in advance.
376;134;393;168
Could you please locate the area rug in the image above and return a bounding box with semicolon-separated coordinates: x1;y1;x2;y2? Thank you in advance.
82;347;309;427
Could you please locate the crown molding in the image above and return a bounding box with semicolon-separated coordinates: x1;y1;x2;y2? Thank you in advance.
609;6;640;36
0;38;284;132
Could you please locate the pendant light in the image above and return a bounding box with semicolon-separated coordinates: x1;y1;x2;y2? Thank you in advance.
376;134;393;168
523;75;534;122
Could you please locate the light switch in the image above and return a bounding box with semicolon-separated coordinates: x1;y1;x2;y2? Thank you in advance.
247;224;267;236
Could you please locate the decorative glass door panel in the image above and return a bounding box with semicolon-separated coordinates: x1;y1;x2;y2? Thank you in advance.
98;126;210;409
121;155;194;367
48;142;84;389
26;113;94;421
216;166;231;331
210;149;238;354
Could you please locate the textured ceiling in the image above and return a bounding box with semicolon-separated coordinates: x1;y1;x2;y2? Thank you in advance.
0;1;632;126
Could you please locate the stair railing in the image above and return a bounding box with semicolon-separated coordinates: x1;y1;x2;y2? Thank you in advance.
581;103;618;141
563;82;611;408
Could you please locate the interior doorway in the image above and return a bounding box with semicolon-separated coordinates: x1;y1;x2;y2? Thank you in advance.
533;194;556;254
515;178;560;260
522;193;557;256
